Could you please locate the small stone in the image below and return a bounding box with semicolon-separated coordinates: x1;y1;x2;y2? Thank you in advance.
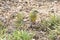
23;19;28;22
32;39;35;40
56;35;60;40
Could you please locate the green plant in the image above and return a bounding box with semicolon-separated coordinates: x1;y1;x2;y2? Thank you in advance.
48;30;57;40
48;13;60;30
40;13;60;30
12;30;33;40
0;21;5;30
54;26;60;35
47;14;60;40
12;30;21;40
48;26;60;40
15;13;24;27
0;30;33;40
0;29;7;40
0;34;7;40
0;21;6;36
43;13;60;40
0;21;3;26
0;21;7;40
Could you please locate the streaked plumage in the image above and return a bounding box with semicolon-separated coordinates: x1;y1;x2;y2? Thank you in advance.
29;10;38;28
29;10;38;23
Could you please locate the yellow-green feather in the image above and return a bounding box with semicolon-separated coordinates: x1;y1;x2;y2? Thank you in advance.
29;11;37;23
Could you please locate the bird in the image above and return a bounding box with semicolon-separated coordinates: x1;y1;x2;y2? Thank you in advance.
29;10;38;28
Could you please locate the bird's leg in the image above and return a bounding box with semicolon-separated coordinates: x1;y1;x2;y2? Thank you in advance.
30;21;36;28
30;22;33;28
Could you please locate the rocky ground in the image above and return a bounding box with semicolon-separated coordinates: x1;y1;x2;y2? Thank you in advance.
0;0;60;40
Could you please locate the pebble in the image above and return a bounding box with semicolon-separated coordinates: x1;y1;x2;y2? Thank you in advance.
56;35;60;40
32;39;35;40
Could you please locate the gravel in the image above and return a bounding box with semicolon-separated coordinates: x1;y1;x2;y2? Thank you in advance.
0;0;60;40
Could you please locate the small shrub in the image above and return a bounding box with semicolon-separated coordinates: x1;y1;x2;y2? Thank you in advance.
48;13;60;30
0;21;6;37
0;30;33;40
40;13;60;31
54;26;60;35
15;12;24;27
48;30;57;40
0;21;3;26
12;30;33;40
0;29;7;40
45;13;60;40
0;34;7;40
0;21;4;30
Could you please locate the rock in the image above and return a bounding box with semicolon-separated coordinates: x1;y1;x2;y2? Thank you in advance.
32;39;35;40
23;19;28;22
56;35;60;40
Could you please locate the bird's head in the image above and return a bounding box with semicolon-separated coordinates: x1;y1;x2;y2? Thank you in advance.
32;10;38;14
